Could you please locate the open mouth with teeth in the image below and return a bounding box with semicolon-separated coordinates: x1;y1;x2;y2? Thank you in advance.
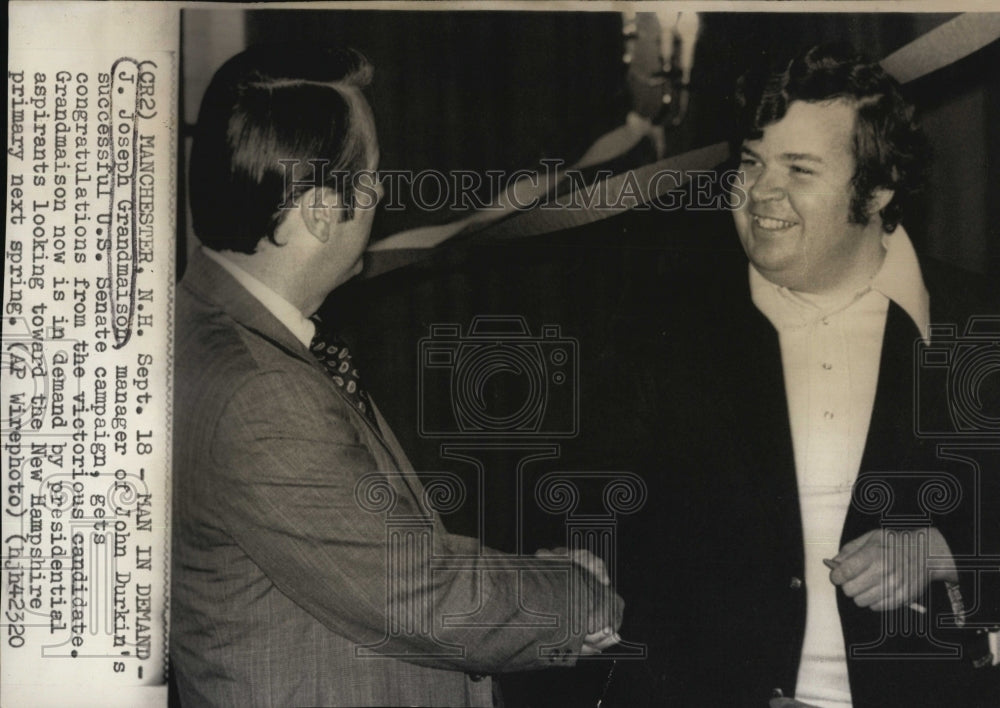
752;214;798;230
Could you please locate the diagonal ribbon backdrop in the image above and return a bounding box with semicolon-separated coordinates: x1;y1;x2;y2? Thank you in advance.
362;12;1000;280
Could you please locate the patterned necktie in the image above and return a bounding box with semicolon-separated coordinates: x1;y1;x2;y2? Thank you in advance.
309;317;380;432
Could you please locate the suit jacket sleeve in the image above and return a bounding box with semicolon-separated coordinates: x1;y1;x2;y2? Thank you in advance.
207;366;617;674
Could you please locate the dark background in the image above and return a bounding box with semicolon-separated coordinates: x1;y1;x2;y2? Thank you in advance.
183;10;999;273
180;11;1000;501
178;10;1000;706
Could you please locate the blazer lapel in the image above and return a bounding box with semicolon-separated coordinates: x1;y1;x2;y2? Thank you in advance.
182;249;413;474
845;301;936;546
182;249;314;365
727;274;804;568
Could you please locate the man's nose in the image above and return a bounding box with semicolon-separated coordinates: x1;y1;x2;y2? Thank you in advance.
748;168;786;203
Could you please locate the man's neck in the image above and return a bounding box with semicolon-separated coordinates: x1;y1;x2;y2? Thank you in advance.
833;236;888;296
215;249;326;317
789;227;888;298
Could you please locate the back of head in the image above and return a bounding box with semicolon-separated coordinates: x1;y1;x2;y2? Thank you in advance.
190;44;375;254
734;44;927;232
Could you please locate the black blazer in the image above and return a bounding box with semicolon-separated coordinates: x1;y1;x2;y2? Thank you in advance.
364;203;1000;708
592;210;1000;707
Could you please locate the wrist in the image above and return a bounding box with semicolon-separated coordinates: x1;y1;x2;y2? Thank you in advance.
928;527;959;583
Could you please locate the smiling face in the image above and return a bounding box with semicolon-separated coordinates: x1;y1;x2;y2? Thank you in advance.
732;99;888;294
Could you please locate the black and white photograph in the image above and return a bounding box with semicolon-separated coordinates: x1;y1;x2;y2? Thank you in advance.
5;3;1000;707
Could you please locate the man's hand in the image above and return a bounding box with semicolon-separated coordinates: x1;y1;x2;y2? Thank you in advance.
535;547;623;654
828;527;957;611
581;625;621;655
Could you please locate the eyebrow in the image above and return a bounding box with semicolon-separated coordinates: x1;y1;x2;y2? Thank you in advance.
740;145;825;164
781;152;825;163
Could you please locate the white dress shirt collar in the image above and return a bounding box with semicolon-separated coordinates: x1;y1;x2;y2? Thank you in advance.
749;226;930;342
870;226;930;342
203;247;316;348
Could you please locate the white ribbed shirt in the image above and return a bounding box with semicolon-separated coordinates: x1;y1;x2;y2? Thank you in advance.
749;228;929;707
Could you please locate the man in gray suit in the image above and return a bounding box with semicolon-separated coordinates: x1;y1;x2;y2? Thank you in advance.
171;45;623;707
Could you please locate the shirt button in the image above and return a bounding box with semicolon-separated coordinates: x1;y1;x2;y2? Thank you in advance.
822;362;833;370
790;576;803;589
824;410;835;420
772;687;785;698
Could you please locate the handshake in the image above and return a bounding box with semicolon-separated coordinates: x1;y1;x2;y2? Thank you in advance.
535;547;625;656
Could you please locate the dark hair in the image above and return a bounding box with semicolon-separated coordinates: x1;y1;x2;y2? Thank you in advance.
190;44;375;253
734;44;927;233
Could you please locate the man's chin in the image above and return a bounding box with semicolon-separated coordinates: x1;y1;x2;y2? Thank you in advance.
747;252;802;288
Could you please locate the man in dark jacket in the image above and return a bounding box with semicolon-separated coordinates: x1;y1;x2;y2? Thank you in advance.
596;44;1000;708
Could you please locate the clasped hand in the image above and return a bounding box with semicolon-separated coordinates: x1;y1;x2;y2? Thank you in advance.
535;547;623;654
828;527;957;611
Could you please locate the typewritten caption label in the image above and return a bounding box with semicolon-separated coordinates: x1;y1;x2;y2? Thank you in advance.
3;49;172;700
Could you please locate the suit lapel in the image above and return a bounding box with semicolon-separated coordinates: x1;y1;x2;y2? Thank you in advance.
716;273;807;690
732;291;805;572
181;249;413;476
182;249;314;365
844;301;941;547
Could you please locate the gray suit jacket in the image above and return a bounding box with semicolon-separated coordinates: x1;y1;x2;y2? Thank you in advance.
171;250;601;707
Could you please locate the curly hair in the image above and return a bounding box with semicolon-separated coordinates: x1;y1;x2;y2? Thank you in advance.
734;44;928;233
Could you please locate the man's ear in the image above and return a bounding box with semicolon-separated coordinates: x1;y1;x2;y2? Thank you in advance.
298;187;343;244
868;187;894;218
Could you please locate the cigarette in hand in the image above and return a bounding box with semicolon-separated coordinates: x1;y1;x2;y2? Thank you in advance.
822;558;927;614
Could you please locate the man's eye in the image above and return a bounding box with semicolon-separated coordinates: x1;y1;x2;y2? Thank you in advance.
739;157;759;167
790;165;814;175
